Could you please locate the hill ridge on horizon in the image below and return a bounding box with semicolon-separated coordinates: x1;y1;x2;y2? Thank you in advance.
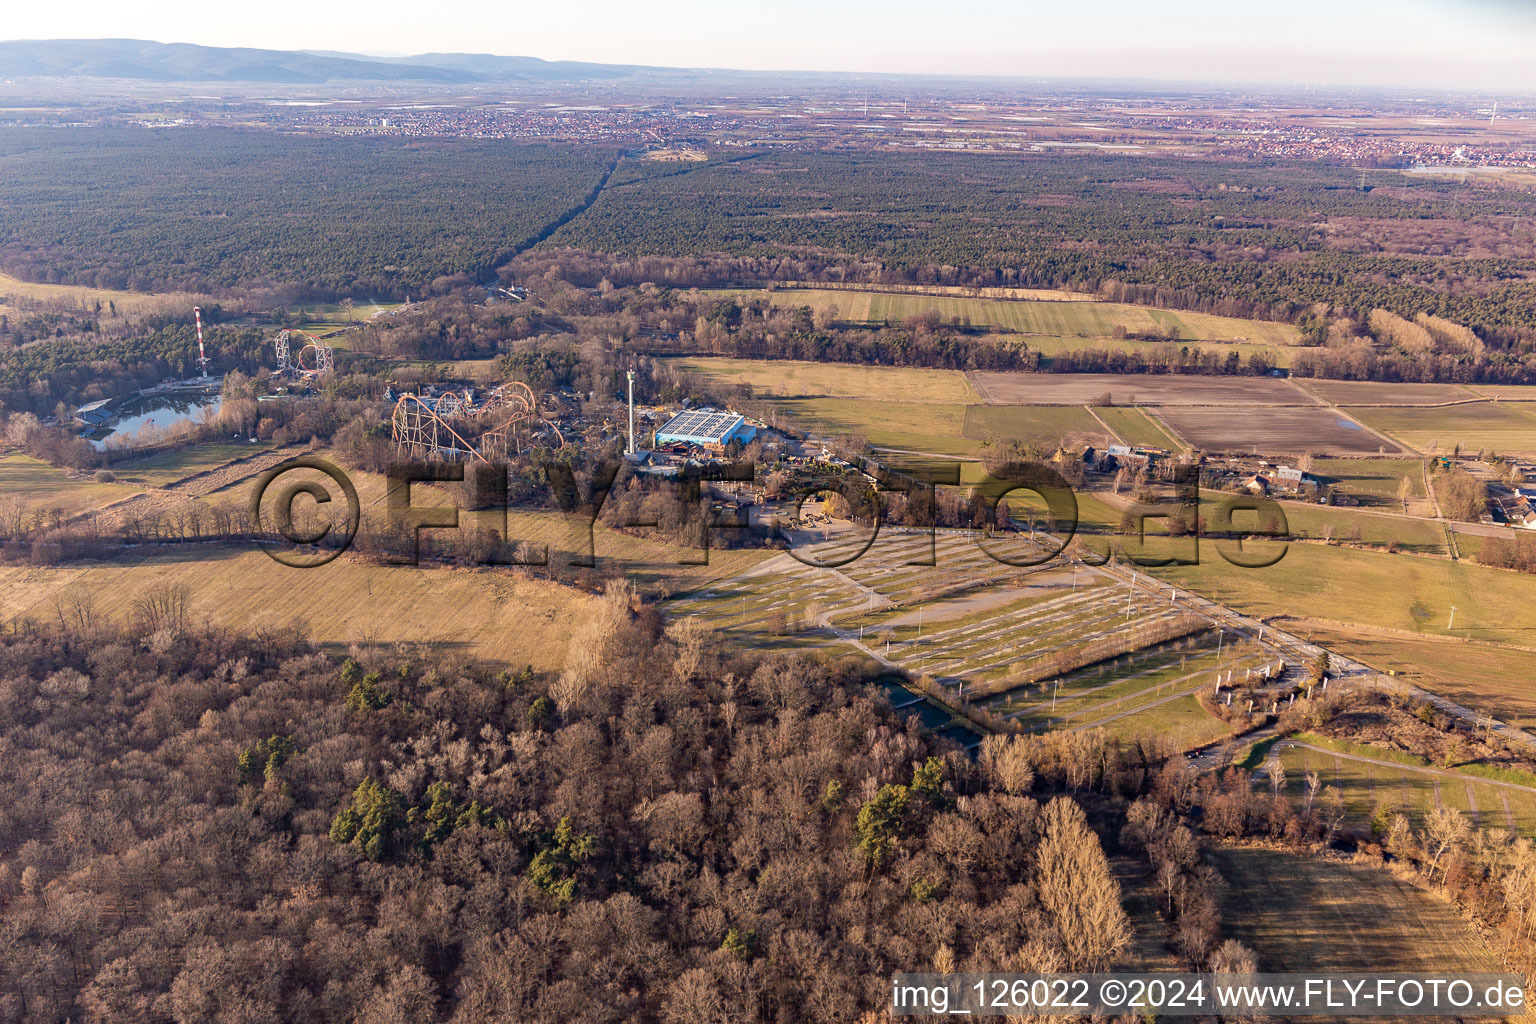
0;36;1444;92
0;37;679;85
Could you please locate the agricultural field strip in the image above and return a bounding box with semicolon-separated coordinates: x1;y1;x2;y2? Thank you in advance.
718;572;871;614
892;601;1166;671
1050;652;1272;723
803;531;974;563
662;529;1306;751
1093;695;1235;750
870;570;1045;599
974;635;1220;703
732;288;1301;346
879;579;1174;660
864;563;1023;600
841;544;1013;579
803;537;1055;604
1013;653;1269;728
1083;405;1127;445
663;578;787;613
1211;845;1506;975
1277;749;1529;835
968;371;1321;407
845;543;1040;577
1274;745;1536;835
836;576;1113;635
882;588;1115;651
914;604;1191;680
1137;408;1193;452
672;575;862;621
665;527;1291;739
1345;403;1536;456
978;638;1229;714
1067;662;1261;733
664;571;805;612
872;534;1062;574
850;589;1110;662
822;528;1066;562
997;652;1230;720
892;595;1185;674
1279;740;1536;796
691;587;865;629
666;540;1200;682
851;562;1020;597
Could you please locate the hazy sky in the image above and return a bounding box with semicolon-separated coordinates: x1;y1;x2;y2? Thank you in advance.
7;0;1536;89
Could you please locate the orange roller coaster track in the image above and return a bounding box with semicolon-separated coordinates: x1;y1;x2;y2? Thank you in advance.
391;393;491;464
390;381;566;464
477;381;566;457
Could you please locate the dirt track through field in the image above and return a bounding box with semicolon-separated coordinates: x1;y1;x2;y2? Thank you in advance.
1268;741;1536;796
1082;404;1124;443
80;445;308;532
1293;378;1489;406
168;445;308;495
969;371;1321;407
1500;792;1518;831
1154;405;1408;456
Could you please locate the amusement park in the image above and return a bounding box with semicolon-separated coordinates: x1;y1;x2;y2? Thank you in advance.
70;306;770;487
269;328;336;379
388;381;567;463
263;319;574;463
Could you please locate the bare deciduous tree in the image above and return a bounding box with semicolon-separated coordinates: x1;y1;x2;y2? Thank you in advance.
1035;797;1131;971
131;582;190;637
1424;805;1470;881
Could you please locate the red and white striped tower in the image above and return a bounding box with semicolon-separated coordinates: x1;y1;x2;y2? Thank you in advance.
193;306;210;378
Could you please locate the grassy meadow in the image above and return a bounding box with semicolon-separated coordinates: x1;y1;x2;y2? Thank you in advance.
1092;406;1188;450
107;442;277;488
728;287;1301;346
1287;622;1536;731
664;357;980;403
1309;457;1427;504
1349;403;1536;456
1211;846;1503;973
0;548;591;670
0;452;139;518
1150;541;1536;644
1273;740;1536;836
0;270;193;316
1269;502;1449;554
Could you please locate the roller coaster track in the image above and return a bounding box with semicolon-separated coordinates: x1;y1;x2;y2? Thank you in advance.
391;393;491;464
272;329;334;377
390;380;566;463
297;341;334;375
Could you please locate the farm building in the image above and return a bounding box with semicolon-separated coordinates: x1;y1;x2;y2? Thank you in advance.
1273;465;1317;493
655;408;757;451
1104;444;1162;470
1275;466;1305;489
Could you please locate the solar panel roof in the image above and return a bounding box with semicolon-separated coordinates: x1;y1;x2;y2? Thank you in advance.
657;409;742;442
